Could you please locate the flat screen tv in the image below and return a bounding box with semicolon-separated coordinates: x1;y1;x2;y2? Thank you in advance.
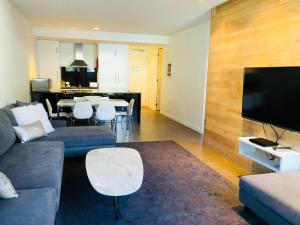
242;67;300;132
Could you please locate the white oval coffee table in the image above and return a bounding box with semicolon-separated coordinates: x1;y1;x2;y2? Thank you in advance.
85;147;144;220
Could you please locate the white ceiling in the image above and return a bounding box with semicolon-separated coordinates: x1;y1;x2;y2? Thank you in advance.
11;0;227;35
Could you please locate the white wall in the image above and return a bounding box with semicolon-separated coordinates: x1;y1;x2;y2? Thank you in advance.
160;13;211;133
0;0;37;107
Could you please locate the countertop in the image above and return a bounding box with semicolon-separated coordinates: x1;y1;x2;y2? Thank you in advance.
32;89;141;94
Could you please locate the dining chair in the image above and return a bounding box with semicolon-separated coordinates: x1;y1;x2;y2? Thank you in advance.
46;98;70;121
72;101;94;126
95;102;117;132
116;98;135;133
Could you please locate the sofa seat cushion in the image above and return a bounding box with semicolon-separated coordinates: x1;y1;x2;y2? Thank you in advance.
0;188;56;225
0;141;64;197
37;126;116;148
240;172;300;225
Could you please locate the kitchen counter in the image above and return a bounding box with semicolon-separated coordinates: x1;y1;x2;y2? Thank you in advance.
31;90;141;122
34;89;141;94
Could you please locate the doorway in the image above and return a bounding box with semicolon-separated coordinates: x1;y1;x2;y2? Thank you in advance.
156;48;163;111
128;46;163;111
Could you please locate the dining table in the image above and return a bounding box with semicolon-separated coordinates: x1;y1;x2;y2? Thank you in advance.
56;99;129;118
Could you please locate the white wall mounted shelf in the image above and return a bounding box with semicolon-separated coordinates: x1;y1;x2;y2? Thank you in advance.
239;137;300;172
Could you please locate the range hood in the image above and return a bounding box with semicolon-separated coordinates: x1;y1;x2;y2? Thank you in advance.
70;43;88;67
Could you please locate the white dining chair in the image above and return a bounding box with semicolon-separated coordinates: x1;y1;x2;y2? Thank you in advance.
95;102;117;132
116;98;135;133
72;101;94;126
46;98;70;121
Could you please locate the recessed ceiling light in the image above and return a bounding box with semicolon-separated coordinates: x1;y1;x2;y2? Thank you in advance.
93;27;100;31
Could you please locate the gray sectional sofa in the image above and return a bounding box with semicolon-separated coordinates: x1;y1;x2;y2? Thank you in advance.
1;104;116;158
0;104;116;225
240;172;300;225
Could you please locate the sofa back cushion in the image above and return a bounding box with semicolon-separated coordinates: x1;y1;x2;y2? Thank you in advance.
0;104;18;126
0;112;16;156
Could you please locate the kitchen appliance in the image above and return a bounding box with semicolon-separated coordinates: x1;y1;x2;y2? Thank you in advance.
70;43;88;67
31;78;50;92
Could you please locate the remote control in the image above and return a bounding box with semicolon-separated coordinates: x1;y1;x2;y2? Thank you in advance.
272;146;292;150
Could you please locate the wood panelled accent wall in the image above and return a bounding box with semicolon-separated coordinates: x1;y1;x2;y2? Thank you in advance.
205;0;300;171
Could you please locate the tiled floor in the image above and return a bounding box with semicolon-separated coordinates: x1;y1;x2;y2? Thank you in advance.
116;107;248;186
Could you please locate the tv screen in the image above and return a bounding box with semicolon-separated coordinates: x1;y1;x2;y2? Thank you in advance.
242;67;300;132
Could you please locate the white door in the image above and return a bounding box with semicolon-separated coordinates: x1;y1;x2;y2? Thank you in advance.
38;40;60;90
129;49;148;106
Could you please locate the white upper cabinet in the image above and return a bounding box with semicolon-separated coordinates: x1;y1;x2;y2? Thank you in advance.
98;43;129;92
38;40;60;90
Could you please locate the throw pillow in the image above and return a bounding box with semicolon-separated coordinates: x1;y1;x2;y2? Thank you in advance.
0;172;18;199
14;121;47;143
11;103;55;134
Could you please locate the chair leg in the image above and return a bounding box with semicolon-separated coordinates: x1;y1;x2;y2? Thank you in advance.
130;117;134;134
113;117;117;134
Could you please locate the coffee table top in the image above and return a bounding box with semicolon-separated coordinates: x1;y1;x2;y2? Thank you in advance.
85;148;143;196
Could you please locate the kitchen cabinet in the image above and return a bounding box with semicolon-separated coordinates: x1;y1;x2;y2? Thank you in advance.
38;40;60;90
98;44;129;92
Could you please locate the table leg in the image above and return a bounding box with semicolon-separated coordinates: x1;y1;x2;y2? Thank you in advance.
114;196;120;220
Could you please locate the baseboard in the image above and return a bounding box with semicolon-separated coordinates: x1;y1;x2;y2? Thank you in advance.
160;111;202;134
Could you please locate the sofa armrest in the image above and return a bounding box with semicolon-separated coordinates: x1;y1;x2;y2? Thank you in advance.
50;120;67;128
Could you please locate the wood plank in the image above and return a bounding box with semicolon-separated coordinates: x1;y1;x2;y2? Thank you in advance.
205;0;300;172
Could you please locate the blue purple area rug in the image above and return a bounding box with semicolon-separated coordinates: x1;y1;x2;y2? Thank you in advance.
55;141;264;225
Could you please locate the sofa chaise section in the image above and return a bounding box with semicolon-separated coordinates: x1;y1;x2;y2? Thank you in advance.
0;141;64;210
240;172;300;225
0;111;64;225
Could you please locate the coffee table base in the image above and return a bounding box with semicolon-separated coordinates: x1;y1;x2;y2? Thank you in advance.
114;196;120;220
